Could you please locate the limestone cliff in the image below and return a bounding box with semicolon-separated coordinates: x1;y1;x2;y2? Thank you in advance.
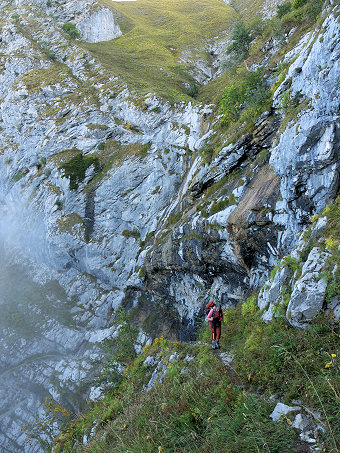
0;0;338;450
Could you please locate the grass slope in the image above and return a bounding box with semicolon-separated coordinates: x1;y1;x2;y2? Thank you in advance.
47;308;339;452
81;0;238;100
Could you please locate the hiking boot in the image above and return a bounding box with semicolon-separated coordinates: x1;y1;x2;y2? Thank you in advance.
216;340;220;349
211;340;216;349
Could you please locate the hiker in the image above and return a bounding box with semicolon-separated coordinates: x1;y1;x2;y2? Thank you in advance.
206;301;224;350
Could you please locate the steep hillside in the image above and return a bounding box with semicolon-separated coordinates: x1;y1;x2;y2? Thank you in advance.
0;0;338;450
46;288;339;452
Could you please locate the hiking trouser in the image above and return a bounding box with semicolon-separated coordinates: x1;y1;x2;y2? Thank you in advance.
209;321;221;340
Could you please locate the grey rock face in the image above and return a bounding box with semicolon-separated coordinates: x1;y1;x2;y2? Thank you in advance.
0;1;208;449
271;12;340;251
259;223;337;328
77;8;122;43
258;265;292;322
287;248;329;328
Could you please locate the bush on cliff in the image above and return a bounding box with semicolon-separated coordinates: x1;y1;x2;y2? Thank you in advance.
62;22;81;39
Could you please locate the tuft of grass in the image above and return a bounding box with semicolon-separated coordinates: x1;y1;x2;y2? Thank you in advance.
210;193;237;215
12;170;28;182
86;123;109;130
122;228;140;240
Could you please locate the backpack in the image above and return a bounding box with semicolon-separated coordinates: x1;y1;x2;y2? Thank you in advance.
211;307;220;320
205;303;223;322
212;306;223;321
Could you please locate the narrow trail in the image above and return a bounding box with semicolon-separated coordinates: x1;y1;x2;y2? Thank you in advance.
218;350;248;390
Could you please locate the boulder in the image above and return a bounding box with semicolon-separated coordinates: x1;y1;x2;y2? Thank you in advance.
270;402;300;422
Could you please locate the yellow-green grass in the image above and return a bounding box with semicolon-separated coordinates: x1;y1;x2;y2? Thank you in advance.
79;0;238;101
13;64;72;94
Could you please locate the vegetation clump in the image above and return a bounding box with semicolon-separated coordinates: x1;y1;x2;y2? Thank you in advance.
186;83;199;98
277;1;292;18
62;22;81;39
122;228;141;240
210;193;237;215
319;197;340;307
59;152;100;190
12;169;28;182
219;68;271;128
227;20;253;62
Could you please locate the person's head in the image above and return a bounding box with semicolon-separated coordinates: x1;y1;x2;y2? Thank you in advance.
206;301;215;309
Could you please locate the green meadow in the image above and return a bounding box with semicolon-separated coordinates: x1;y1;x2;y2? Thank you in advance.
82;0;238;101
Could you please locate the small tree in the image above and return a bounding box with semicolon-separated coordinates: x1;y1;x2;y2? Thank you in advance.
277;1;292;18
227;21;252;61
22;397;73;451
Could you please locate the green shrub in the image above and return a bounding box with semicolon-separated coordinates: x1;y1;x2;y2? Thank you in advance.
220;69;270;127
241;294;258;317
44;48;56;60
186;84;199;98
62;22;81;39
292;0;308;8
325;279;339;303
277;1;292;18
55;199;63;210
227;21;252;61
305;0;323;21
248;17;266;38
